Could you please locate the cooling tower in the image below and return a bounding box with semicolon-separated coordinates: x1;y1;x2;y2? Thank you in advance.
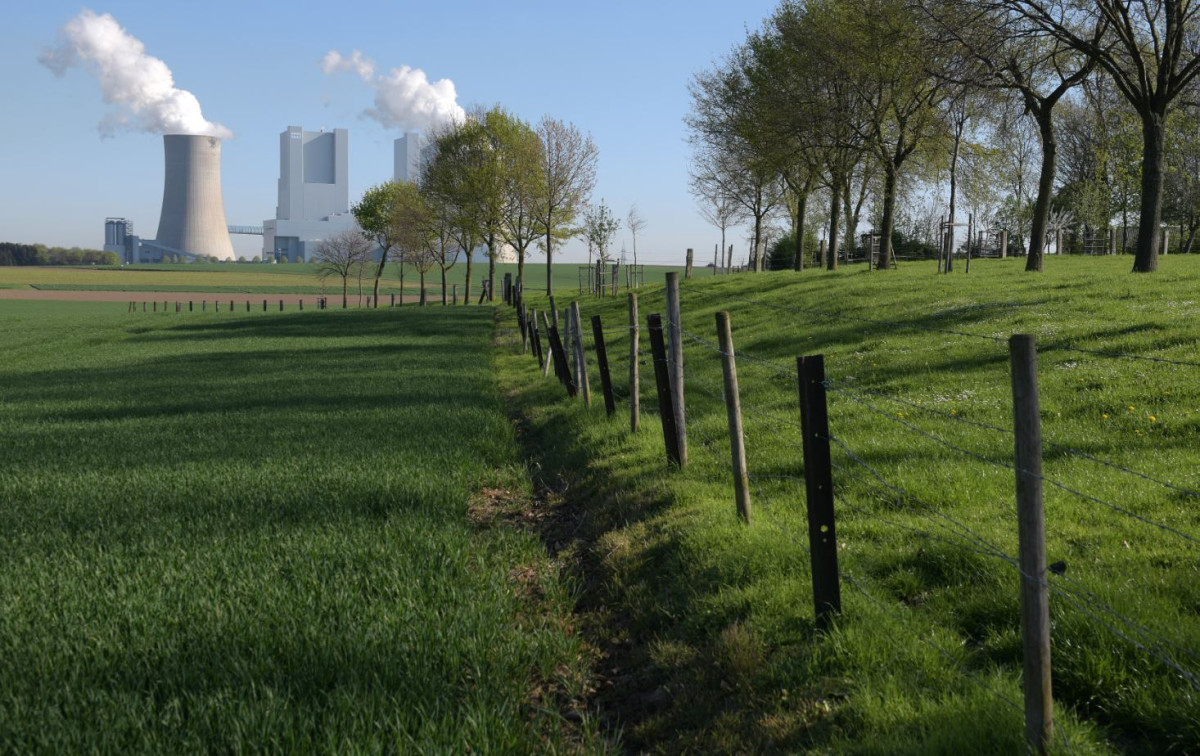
154;134;235;260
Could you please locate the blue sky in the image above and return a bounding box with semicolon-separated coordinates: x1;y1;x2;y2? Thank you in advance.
1;1;777;263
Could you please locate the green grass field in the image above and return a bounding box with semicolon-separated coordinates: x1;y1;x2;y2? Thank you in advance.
499;254;1200;753
0;260;689;298
0;301;610;752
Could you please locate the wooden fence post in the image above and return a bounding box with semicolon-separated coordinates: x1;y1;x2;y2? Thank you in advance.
280;299;284;311
591;315;616;417
797;354;841;630
648;314;681;466
629;292;640;433
549;296;559;329
571;301;591;407
300;299;303;311
263;299;267;312
189;301;193;312
685;248;694;279
1010;334;1053;754
541;311;555;379
716;311;751;523
665;272;688;466
547;324;576;397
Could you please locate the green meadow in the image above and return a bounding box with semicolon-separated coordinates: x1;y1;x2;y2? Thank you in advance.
0;260;689;298
0;301;610;752
501;255;1200;754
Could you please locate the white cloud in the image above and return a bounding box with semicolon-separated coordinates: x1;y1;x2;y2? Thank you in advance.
39;9;232;139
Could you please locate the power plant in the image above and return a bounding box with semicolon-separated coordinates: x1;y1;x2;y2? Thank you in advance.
155;135;235;260
105;134;237;263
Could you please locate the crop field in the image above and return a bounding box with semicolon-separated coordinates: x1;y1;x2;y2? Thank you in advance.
0;301;608;751
0;260;689;298
500;255;1200;753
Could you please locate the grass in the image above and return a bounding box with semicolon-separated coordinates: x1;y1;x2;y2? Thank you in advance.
0;261;688;297
497;254;1200;754
0;300;611;752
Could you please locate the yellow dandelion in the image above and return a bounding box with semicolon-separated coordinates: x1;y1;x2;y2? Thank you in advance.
1149;415;1157;423
949;409;957;416
1129;406;1136;412
1102;413;1109;419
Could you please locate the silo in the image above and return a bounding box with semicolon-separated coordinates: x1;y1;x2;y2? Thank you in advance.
154;134;235;260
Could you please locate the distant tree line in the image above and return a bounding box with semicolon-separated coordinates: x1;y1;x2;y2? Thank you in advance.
0;242;119;266
689;0;1200;274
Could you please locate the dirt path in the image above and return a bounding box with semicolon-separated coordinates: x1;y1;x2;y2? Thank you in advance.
0;289;441;306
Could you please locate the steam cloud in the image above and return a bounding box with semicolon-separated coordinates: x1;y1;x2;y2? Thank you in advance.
39;9;232;139
322;49;465;133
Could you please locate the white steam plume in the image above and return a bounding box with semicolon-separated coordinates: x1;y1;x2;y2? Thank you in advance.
39;9;232;139
322;49;465;133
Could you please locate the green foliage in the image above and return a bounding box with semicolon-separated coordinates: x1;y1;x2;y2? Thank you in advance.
0;303;609;752
351;181;405;253
0;242;116;266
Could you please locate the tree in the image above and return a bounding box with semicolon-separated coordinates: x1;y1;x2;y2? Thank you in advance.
314;228;372;308
626;203;647;268
584;200;623;266
423;119;486;305
990;0;1200;271
688;43;787;270
692;180;744;271
495;111;545;296
928;0;1096;271
535;117;598;295
351;181;405;305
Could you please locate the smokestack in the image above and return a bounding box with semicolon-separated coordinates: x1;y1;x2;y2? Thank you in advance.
155;135;234;260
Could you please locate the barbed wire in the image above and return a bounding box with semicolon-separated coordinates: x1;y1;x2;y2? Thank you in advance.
825;380;1200;500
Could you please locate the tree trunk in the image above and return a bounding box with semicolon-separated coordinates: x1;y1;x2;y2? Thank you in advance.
843;179;854;265
1027;109;1057;273
752;212;763;272
794;184;808;272
545;231;554;295
420;271;427;306
398;263;405;307
518;247;526;296
342;277;348;309
372;250;387;308
827;174;842;270
720;225;727;271
1133;111;1166;272
487;233;497;302
878;161;898;270
464;248;473;306
440;267;448;305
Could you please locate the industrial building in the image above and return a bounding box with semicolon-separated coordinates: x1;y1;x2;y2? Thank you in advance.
104;134;237;263
262;126;356;262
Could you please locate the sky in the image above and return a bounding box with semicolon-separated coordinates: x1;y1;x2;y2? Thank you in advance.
0;1;778;264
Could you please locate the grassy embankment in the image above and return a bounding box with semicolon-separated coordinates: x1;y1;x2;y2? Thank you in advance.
498;255;1200;754
0;300;612;752
0;261;688;298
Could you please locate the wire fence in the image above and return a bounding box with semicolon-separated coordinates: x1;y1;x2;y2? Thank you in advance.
507;276;1199;750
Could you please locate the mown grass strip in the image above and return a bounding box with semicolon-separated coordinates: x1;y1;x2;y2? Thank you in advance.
499;255;1199;754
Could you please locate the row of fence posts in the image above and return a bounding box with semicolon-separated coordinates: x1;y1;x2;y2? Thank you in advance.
128;298;340;312
512;273;1055;754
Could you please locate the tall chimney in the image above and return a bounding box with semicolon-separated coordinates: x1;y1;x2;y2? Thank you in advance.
155;134;234;260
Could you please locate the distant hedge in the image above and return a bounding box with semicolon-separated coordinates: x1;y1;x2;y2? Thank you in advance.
0;242;119;266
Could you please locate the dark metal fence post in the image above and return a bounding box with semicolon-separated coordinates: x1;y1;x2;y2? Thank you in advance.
591;315;616;417
797;354;841;630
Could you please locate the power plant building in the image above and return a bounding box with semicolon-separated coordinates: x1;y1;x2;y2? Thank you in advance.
106;134;237;263
394;132;424;183
262;126;357;262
